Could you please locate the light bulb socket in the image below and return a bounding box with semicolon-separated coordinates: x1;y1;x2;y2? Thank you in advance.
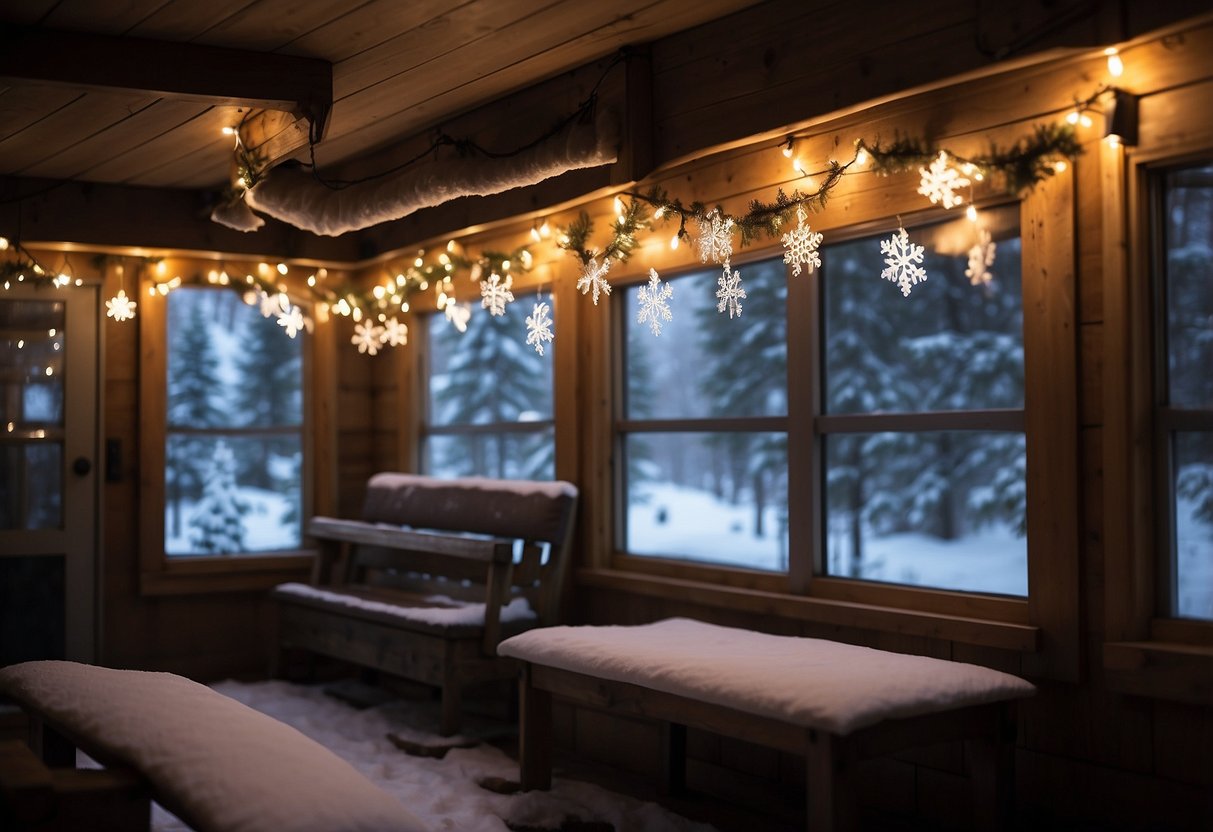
1104;89;1139;147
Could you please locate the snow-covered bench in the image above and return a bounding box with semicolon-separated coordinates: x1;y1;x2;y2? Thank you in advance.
272;473;578;734
498;618;1036;831
0;661;428;832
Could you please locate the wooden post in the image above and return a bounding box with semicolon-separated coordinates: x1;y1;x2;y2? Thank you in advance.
660;722;687;796
519;665;553;791
967;704;1014;832
806;729;855;832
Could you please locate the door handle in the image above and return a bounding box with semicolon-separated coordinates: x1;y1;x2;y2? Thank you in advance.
72;457;92;476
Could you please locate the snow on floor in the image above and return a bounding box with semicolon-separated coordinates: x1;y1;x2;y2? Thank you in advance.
143;680;715;832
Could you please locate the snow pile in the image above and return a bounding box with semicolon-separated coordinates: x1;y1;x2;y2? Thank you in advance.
274;583;537;627
499;618;1035;735
145;680;714;832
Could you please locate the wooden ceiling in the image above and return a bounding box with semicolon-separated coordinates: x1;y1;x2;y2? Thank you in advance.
0;0;759;191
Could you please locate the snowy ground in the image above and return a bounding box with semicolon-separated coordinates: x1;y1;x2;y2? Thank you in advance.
135;680;714;832
629;481;1027;596
1177;495;1213;619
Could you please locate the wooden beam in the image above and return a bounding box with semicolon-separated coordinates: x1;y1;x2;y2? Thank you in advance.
0;26;332;134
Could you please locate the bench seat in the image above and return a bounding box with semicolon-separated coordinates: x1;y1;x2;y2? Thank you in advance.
499;618;1036;831
0;661;428;832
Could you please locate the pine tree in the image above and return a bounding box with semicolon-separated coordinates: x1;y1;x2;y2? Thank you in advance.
166;289;224;537
188;440;249;554
430;303;552;479
234;297;303;489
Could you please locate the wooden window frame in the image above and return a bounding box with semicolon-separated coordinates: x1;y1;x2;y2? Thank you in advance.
586;171;1080;678
1104;138;1213;703
138;276;323;595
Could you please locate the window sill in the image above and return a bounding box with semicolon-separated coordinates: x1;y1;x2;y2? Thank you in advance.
1103;640;1213;705
140;552;313;596
576;568;1040;652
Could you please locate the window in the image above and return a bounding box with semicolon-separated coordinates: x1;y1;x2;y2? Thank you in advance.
1156;163;1213;621
423;297;555;479
619;256;788;571
164;287;304;556
819;206;1026;596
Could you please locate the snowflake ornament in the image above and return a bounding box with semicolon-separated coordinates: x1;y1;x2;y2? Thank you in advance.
525;301;555;355
636;268;674;336
259;291;287;318
105;289;137;322
781;207;823;276
351;320;385;354
276;304;305;338
577;256;612;305
715;263;746;319
880;226;928;297
697;209;735;265
445;302;471;333
965;228;997;287
479;271;514;316
381;317;409;346
917;151;970;209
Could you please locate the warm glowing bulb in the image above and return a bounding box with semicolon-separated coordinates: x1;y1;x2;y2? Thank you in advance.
653;206;664;219
670;234;680;250
1105;48;1124;78
782;140;794;158
207;269;219;283
148;287;156;297
1080;113;1093;128
530;226;541;242
539;220;550;237
373;285;385;299
792;158;806;175
276;262;288;275
855;148;869;166
414;257;424;268
1106;133;1122;148
614;195;625;217
966;204;978;223
974;172;985;182
307;274;316;287
0;237;8;250
446;239;456;252
1053;160;1068;173
156;261;167;276
502;260;511;271
1066;111;1079;125
438;253;450;265
221;126;236;136
45;367;53;377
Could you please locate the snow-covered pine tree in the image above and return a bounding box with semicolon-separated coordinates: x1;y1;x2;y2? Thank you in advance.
166;288;225;538
430;302;552;479
695;258;788;539
234;296;303;489
188;440;249;554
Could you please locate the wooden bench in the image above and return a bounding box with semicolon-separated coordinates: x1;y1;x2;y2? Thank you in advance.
0;661;427;832
272;473;578;735
498;618;1036;832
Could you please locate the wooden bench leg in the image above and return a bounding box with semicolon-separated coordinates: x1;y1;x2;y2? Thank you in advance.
29;718;75;768
661;722;687;797
440;683;462;737
518;666;552;791
806;730;855;832
967;705;1014;832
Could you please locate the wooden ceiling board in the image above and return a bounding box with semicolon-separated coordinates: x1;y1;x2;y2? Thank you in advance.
0;90;161;175
74;105;234;184
124;0;265;42
0;86;87;144
37;0;176;34
313;0;761;166
277;0;463;63
18;98;212;180
186;0;374;53
1;1;65;26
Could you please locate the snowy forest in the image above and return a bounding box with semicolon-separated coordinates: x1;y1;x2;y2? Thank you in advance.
164;288;303;556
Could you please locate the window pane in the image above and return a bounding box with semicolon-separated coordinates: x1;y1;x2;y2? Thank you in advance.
0;300;64;426
1163;164;1213;409
822;207;1023;414
1174;431;1213;620
623;432;788;571
165;432;303;556
424;430;555;480
0;442;61;530
167;287;303;430
623;258;787;419
824;431;1026;595
427;302;553;426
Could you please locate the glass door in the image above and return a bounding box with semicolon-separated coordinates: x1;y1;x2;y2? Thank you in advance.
0;285;99;665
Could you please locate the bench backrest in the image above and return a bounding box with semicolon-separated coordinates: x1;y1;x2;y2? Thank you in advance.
344;473;578;626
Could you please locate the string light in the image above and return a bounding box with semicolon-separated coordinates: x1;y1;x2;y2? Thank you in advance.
782;137;795;158
276;262;289;275
1105;47;1124;78
966;204;979;223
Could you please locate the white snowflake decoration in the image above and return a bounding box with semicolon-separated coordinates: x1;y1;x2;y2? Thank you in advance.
880;226;928;297
479;271;514;316
781;207;823;276
697;209;735;265
351;320;385;354
445;302;471;333
715;264;746;319
276;304;305;338
259;291;287;318
576;256;612;305
917;151;970;209
636;268;674;336
965;228;997;287
381;317;409;346
105;289;137;322
525;301;554;355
